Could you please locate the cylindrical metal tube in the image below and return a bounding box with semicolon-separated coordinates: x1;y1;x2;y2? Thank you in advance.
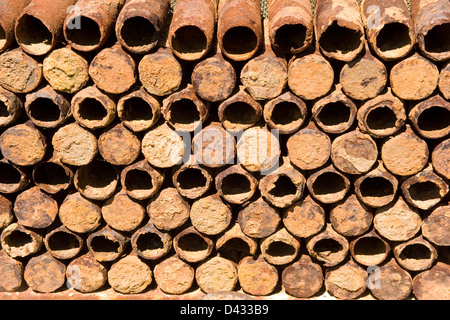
422;204;450;246
116;0;170;54
238;197;280;239
393;236;438;272
117;87;161;133
172;161;213;199
0;250;23;292
120;159;165;200
64;0;125;52
15;0;77;55
413;262;450;300
0;0;31;53
59;192;102;233
71;85;117;130
360;0;415;61
173;226;214;263
0;159;29;194
260;227;300;266
217;0;262;61
215;164;258;205
24;252;66;293
196;256;238;293
410;0;450;62
147;187;190;231
216;222;258;263
108;254;153;294
314;0;365;61
24;85;71;129
153;255;195;295
32;157;74;194
306;164;351;204
325;259;368;300
0;88;22;127
282;255;323;299
44;225;84;260
74;159;119;201
168;0;217;61
190;194;232;236
0;121;46;167
0;223;43;258
432;138;450;180
102;190;146;232
66;253;108;293
131;222;172;260
0;48;42;93
268;0;314;54
98;123;141;166
237;256;278;296
330;194;373;237
349;229;390;267
42;46;89;94
87;226;127;262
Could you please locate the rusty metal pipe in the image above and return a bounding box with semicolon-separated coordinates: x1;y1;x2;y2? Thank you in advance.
87;226;128;262
413;262;450;300
282;255;323;299
325;259;368;300
422;203;450;246
24;252;66;293
44;225;84;260
215;164;259;205
66;253;107;293
173;226;214;263
131;222;172;260
432;138;450;180
59;192;102;233
268;0;313;54
153;255;195;295
196;256;238;293
116;0;170;54
330;194;373;237
0;250;23;292
0;159;29;194
0;223;43;258
0;0;31;53
217;0;263;61
216;222;258;263
120;159;165;200
238;256;278;296
439;61;450;99
172;160;213;199
168;0;217;61
306;164;351;204
108;254;153;294
64;0;125;52
15;0;77;56
0;88;22;128
238;197;281;239
394;235;438;272
360;0;415;61
349;229;390;267
190;194;232;236
98;123;141;166
260;227;300;266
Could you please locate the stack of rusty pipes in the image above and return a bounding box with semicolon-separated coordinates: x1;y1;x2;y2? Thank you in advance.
0;0;449;300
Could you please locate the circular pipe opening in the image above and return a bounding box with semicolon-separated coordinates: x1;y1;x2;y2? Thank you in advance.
270;102;303;127
417;106;450;133
33;162;71;190
317;102;351;127
172;26;207;57
313;238;343;259
360;177;394;199
0;163;22;188
268;175;297;198
16;14;53;54
76;98;108;121
28;98;61;123
168;99;200;126
218;238;251;262
121;97;154;123
124;169;154;195
222;102;259;127
65;16;101;48
424;23;450;54
408;181;442;203
3;230;33;249
320;21;362;55
120;17;157;49
399;244;432;261
366;106;397;131
266;241;296;257
353;237;387;265
274;24;307;52
220;173;252;197
47;232;81;256
90;236;120;255
135;232;164;256
312;172;347;197
76;161;117;196
376;23;411;54
222;26;258;57
176;233;210;260
176;168;207;191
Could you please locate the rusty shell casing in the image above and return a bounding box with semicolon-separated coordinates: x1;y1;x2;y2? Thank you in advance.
42;46;89;94
0;158;29;194
24;252;66;293
190;194;232;236
24;85;71;129
131;222;172;260
306;164;351;204
0;195;13;229
217;0;263;61
13;186;58;229
413;262;450;300
368;258;413;301
282;255;323;299
381;126;429;177
215;164;259;205
216;222;258;263
263;91;307;135
393;235;438;272
162;84;209;133
349;229;390;267
357;88;406;138
98;123;141;166
87;226;128;262
192;121;236;168
237;256;278;296
116;0;170;54
390;52;439;101
259;158;306;209
191;50;236;102
0;250;23;292
0;121;46;167
260;227;300;266
64;0;126;52
238;197;281;239
71;85;117;130
314;0;365;62
268;0;314;54
120;159;165;201
0;223;43;258
360;0;415;61
432;138;450;180
168;0;217;61
117;86;161;133
0;48;42;94
44;225;84;260
15;0;77;56
101;189;146;232
89;43;136;95
0;0;31;53
173;226;214;263
66;253;108;293
306;223;349;267
59;192;102;234
410;0;450;62
354;160;399;208
195;256;238;293
330;194;373;237
0;87;22;127
108;254;153;294
153;255;195;295
74;160;119;201
422;203;450;246
218;86;263;132
325;259;368;300
409;94;450;140
147;187;190;231
401;165;449;211
172;161;213;199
